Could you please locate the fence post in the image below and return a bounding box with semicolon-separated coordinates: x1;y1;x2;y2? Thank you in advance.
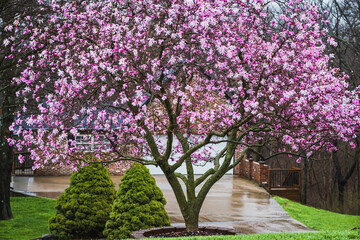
268;169;271;192
248;155;253;180
259;160;265;186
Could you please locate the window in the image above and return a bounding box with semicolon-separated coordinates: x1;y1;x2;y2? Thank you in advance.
75;134;111;152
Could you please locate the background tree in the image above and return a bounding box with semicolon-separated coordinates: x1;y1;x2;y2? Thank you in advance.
242;0;360;215
9;0;360;231
285;0;360;214
0;0;51;220
318;0;360;214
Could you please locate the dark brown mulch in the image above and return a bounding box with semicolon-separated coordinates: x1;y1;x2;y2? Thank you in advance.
149;230;227;238
132;226;242;238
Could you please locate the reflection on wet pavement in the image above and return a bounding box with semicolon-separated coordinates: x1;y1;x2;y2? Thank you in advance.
13;175;315;234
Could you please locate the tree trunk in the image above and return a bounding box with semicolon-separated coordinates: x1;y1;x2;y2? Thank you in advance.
162;171;201;232
183;201;200;232
332;141;343;212
0;92;15;220
0;101;15;221
301;156;308;204
338;180;345;212
157;130;237;232
331;140;358;213
0;151;13;220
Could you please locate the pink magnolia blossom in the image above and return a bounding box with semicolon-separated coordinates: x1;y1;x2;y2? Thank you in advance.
9;0;358;160
6;0;360;230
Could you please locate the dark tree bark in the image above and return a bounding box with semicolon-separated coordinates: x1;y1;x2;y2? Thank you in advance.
0;0;15;221
0;88;16;220
331;140;358;212
301;156;308;204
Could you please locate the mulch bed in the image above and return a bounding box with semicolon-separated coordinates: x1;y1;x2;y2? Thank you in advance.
132;226;242;238
149;230;228;238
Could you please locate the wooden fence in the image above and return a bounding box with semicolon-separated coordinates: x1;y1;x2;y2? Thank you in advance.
268;168;302;202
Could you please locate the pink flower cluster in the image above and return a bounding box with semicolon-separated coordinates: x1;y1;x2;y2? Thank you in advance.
6;0;360;170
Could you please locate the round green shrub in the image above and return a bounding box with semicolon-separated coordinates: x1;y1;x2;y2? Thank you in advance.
103;163;170;239
49;162;115;239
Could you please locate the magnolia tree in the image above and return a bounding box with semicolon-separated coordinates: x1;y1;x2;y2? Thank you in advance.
7;0;360;231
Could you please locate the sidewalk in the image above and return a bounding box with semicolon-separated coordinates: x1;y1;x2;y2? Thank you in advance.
13;175;315;234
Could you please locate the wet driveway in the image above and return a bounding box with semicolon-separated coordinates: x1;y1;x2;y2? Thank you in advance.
12;175;314;234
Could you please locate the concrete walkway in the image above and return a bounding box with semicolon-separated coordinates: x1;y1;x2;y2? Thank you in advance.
12;175;314;234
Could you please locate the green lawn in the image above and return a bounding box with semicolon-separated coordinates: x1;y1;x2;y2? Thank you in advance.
273;196;360;231
0;197;56;240
0;196;359;240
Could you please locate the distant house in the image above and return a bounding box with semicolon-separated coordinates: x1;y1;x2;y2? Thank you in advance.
8;106;130;176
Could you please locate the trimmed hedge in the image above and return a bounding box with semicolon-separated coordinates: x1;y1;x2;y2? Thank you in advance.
104;163;170;239
49;162;115;239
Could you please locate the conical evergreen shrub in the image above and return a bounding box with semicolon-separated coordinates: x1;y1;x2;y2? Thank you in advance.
49;162;115;239
103;163;170;239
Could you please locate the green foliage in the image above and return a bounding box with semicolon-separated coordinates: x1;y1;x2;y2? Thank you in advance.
104;163;170;239
49;162;115;239
274;196;360;231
